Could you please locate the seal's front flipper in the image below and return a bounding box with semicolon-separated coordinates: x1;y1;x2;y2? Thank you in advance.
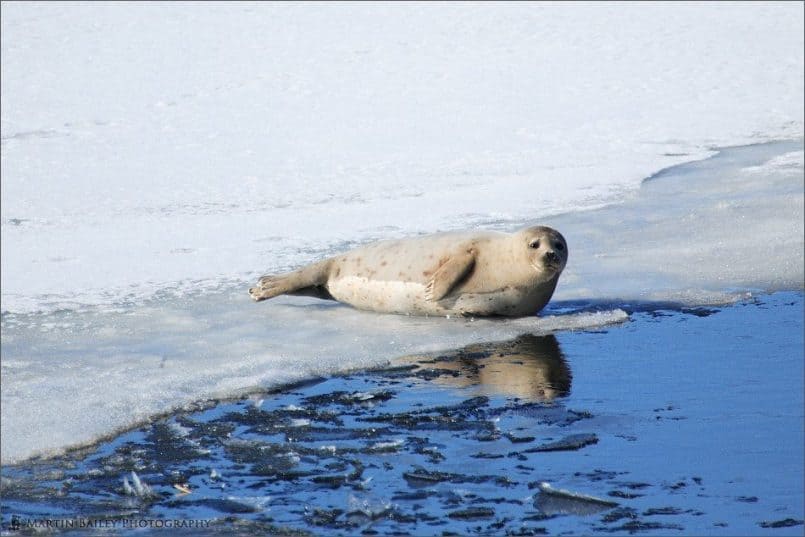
425;247;476;302
249;259;332;302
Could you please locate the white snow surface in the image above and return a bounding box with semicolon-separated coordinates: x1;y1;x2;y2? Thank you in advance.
1;3;804;464
2;2;803;313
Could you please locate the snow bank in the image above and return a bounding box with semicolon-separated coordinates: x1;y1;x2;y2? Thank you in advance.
2;2;803;314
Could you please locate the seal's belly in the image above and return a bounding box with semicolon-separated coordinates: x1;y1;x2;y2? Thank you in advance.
326;275;538;316
326;276;442;315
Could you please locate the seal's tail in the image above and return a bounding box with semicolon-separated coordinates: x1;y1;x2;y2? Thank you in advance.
249;259;333;302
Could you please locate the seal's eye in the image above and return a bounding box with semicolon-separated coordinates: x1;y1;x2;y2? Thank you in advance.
555;242;564;251
529;239;540;249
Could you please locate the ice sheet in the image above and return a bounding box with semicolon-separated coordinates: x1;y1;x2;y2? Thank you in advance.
2;138;802;465
2;2;803;314
547;140;805;306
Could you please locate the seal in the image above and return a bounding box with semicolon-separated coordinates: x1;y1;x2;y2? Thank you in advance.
249;225;568;317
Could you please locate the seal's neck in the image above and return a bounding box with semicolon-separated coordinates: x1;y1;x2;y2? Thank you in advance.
528;272;560;313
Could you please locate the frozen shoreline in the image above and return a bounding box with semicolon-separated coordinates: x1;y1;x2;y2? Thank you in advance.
2;138;804;465
1;1;803;474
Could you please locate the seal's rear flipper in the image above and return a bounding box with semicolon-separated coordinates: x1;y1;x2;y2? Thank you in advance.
249;275;294;301
249;259;333;302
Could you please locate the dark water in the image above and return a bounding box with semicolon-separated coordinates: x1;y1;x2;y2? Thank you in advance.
1;292;803;536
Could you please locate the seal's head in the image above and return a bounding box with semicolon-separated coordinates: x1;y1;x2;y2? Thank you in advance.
518;226;568;278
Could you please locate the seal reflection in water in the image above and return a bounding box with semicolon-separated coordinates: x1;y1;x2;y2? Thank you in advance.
249;226;568;317
397;334;571;402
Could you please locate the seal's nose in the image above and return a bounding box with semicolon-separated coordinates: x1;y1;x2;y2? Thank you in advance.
544;251;559;264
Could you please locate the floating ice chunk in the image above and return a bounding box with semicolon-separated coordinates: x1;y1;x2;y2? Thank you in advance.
368;439;404;451
224;495;271;511
173;483;192;494
168;422;191;437
122;471;154;499
348;493;392;519
248;396;265;408
289;418;311;427
536;482;618;516
130;471;152;498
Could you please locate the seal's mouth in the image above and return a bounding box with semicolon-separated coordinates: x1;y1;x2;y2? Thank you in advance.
532;260;560;274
